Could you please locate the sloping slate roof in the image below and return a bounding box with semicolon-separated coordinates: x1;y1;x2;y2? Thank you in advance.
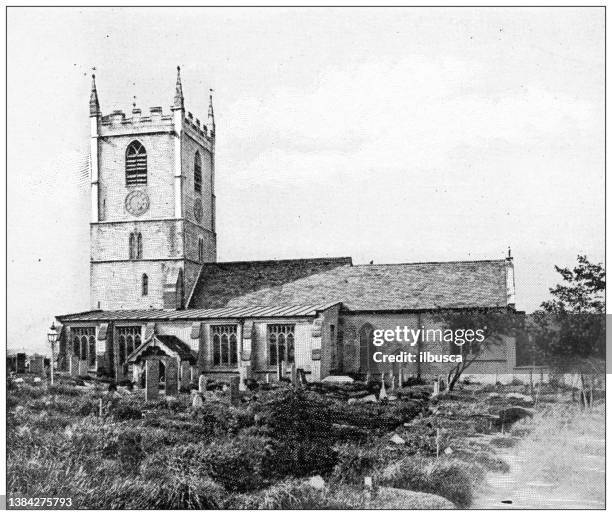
127;334;196;363
187;257;352;308
56;303;340;322
224;260;510;311
154;335;196;362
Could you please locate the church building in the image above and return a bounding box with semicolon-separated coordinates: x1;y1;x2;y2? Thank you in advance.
55;69;521;387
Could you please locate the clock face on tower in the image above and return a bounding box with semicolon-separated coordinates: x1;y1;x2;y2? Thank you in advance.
193;198;203;222
125;190;150;216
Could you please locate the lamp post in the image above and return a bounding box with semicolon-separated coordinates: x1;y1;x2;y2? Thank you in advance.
47;322;58;385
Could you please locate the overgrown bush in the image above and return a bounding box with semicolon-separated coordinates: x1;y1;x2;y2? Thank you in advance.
377;457;478;508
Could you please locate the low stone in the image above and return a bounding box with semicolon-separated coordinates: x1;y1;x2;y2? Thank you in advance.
33;377;42;383
506;393;534;404
359;394;378;403
308;475;326;490
192;393;204;408
390;433;406;445
322;375;354;384
444;446;453;455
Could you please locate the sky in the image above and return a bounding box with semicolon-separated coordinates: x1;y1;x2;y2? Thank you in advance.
7;7;605;354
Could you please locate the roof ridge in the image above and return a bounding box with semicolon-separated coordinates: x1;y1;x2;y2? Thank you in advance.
201;256;353;267
353;258;507;267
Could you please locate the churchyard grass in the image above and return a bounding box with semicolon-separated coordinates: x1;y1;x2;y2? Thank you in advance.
6;373;598;509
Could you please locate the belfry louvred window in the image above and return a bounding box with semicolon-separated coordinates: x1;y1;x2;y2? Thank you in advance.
194;151;202;193
125;141;147;185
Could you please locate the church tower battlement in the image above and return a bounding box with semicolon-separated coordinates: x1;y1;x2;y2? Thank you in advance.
89;67;217;311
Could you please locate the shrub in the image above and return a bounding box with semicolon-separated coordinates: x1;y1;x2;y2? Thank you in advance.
48;384;82;397
112;404;143;421
147;435;274;493
331;442;395;484
489;436;517;448
377;457;476;508
256;389;339;477
228;480;365;510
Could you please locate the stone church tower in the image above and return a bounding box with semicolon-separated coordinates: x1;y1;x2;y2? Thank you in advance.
89;68;216;310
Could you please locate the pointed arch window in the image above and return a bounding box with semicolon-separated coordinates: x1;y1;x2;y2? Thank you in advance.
268;324;295;366
129;233;136;259
194;151;202;193
126;141;147;186
129;232;142;259
142;273;148;296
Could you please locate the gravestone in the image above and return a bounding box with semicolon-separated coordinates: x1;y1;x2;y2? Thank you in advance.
29;356;43;374
145;357;160;402
16;353;26;374
70;355;79;377
180;361;191;390
398;368;404;388
291;363;297;385
198;373;207;394
238;365;248;392
433;380;440;396
79;360;88;377
230;376;241;407
165;359;179;396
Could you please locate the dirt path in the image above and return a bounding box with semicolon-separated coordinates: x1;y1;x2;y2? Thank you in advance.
472;407;605;509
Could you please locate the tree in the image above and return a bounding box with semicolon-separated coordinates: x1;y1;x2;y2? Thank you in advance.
433;308;520;391
529;255;605;405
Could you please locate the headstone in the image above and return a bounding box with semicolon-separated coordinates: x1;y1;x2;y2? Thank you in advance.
29;356;43;374
79;359;88;377
433;380;440;396
379;380;388;401
165;359;178;396
230;376;241;407
277;360;285;381
238;366;248;392
398;368;404;388
145;357;159;402
16;353;26;373
391;375;396;391
180;361;191;390
298;368;309;387
291;363;297;385
70;355;79;377
198;373;207;394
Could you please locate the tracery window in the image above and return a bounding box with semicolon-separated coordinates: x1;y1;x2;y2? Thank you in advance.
116;326;141;365
71;327;96;367
211;325;238;367
126;141;147;185
268;324;295;366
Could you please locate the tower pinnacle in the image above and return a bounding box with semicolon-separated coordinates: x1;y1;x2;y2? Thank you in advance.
89;73;100;117
173;66;184;111
208;89;215;137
